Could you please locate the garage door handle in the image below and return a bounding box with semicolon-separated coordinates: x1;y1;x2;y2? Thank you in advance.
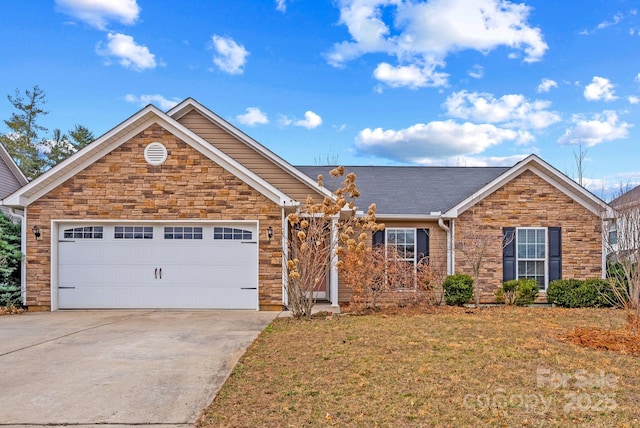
241;287;257;290
159;268;162;279
155;268;158;279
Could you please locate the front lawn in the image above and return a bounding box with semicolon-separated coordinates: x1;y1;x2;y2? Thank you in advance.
197;307;640;427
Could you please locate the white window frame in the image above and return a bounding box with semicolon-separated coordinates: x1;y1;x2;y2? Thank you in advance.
385;228;417;267
515;227;548;290
384;228;418;290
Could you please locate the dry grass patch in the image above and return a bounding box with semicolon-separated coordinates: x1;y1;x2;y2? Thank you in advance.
197;307;640;427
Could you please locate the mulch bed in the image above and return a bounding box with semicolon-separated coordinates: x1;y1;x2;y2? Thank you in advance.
563;325;640;356
0;306;25;316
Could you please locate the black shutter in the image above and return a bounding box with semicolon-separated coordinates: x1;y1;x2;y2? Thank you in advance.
503;227;516;282
372;230;385;247
548;227;562;282
416;229;429;262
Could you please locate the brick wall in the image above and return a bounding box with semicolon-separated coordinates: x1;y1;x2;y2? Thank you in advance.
454;170;603;303
26;124;284;310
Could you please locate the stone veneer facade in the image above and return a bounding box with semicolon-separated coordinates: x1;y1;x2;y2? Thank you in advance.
454;170;603;303
25;124;284;310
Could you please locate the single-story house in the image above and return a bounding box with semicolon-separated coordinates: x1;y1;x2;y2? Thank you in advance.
1;99;613;311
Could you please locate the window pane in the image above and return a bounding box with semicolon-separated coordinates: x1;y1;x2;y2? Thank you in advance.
517;243;525;259
405;231;414;244
388;230;396;245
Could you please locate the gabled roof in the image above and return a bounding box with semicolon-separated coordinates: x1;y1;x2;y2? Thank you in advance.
445;154;612;219
0;143;28;195
168;98;335;201
298;155;613;220
2;101;304;208
297;165;507;217
609;184;640;209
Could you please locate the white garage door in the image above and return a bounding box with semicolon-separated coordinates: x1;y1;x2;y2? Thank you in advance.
57;223;258;309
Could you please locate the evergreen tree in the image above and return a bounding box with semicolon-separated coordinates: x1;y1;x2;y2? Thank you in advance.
0;85;49;179
45;125;95;169
0;86;96;177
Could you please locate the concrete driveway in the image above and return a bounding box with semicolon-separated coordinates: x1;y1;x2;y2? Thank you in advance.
0;310;278;427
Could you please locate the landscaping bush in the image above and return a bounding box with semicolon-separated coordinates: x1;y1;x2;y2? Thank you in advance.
0;212;22;308
547;278;616;308
496;279;539;306
0;284;21;308
442;274;473;306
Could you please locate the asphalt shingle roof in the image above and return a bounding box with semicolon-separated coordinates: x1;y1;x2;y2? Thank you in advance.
296;166;509;216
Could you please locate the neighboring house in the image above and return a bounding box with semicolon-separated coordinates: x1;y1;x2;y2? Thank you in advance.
606;185;640;258
1;99;613;310
0;142;28;214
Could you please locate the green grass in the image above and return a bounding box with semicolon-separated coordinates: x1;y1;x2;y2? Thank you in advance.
197;307;640;427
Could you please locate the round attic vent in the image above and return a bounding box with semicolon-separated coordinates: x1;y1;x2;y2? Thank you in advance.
144;142;168;166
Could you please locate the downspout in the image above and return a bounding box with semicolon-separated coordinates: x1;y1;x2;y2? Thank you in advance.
438;217;453;275
329;215;339;308
8;208;26;306
281;207;289;308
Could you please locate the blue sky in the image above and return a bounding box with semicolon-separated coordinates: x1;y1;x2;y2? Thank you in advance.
1;0;640;200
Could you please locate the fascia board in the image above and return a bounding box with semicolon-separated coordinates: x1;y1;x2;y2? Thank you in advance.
168;98;335;201
2;106;160;207
444;154;611;219
5;105;295;208
373;214;444;221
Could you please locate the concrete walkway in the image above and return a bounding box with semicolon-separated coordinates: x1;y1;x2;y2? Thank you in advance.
0;310;277;427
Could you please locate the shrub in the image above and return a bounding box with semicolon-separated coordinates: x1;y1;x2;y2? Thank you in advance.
442;274;473;306
547;278;616;308
0;284;21;308
0;212;22;308
496;279;539;306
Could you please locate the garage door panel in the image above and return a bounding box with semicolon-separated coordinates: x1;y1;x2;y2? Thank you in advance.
57;223;259;309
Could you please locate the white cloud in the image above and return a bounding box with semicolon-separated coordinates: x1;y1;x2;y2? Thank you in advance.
295;111;323;129
210;35;249;75
537;78;558;93
97;32;157;71
124;94;180;110
55;0;140;30
354;120;533;163
444;90;561;129
373;62;448;89
275;0;287;12
597;13;623;30
467;64;484;79
236;107;269;126
584;76;617;101
415;154;529;167
630;96;640;104
278;115;293;126
279;111;323;129
558;111;631;146
327;0;547;88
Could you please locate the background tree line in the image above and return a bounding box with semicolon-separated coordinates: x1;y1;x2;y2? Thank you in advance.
0;85;94;180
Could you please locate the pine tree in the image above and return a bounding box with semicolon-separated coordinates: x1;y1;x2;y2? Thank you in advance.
0;85;49;179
